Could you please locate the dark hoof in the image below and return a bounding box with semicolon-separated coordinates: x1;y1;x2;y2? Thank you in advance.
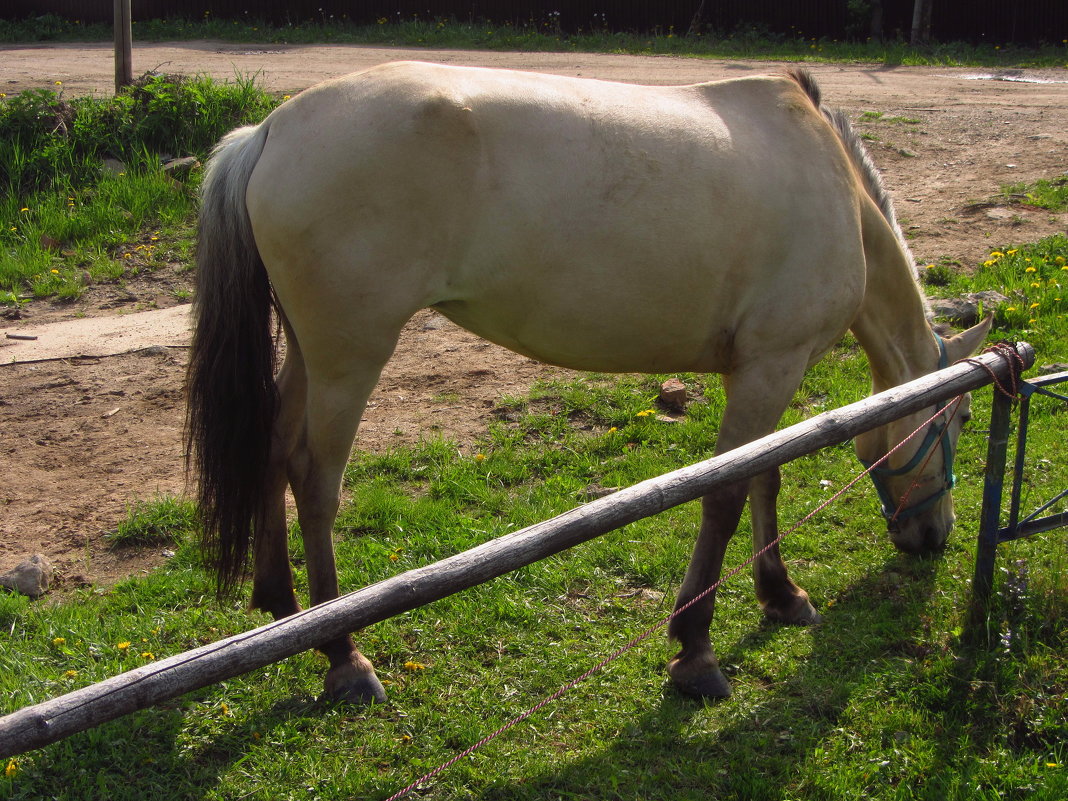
762;595;822;626
667;657;732;699
321;671;387;706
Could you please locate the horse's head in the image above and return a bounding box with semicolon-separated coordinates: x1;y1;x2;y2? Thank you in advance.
855;318;992;554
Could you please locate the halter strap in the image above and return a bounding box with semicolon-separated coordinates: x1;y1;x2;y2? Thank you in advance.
859;333;955;523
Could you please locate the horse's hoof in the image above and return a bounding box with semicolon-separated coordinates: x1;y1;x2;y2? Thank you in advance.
321;668;387;705
667;657;732;699
762;595;822;626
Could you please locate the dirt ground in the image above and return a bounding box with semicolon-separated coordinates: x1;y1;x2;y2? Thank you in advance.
1;42;1065;589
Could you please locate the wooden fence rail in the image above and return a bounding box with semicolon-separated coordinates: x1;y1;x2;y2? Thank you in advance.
0;342;1034;759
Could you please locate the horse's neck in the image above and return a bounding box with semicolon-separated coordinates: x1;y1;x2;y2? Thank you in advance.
850;208;938;392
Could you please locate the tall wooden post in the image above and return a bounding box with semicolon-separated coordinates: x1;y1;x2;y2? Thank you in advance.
114;0;133;93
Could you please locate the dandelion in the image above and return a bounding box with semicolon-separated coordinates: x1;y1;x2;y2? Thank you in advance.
1030;302;1040;309
4;760;16;778
116;641;131;651
1026;266;1037;273
635;409;656;418
54;80;62;86
983;260;995;267
1007;249;1018;255
1006;306;1017;312
1031;282;1041;288
1056;256;1066;265
474;453;485;461
19;207;28;213
403;660;426;671
990;251;1005;258
52;637;66;646
50;269;59;275
64;669;78;678
141;652;155;660
606;426;618;434
282;95;291;101
220;702;231;716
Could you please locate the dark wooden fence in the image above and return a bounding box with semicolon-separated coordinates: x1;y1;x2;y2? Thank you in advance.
6;1;1067;45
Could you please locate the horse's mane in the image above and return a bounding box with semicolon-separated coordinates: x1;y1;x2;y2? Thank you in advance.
785;68;921;285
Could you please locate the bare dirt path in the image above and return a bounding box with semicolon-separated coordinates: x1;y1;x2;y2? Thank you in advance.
1;43;1065;588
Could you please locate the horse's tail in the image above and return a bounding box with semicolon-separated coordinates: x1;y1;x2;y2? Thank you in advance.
785;68;916;274
186;122;277;597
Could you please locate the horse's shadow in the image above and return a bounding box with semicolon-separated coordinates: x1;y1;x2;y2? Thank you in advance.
468;551;999;800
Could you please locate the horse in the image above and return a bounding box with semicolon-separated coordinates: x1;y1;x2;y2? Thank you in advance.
186;62;991;703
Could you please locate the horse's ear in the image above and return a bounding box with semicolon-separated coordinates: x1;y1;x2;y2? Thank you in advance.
944;313;994;362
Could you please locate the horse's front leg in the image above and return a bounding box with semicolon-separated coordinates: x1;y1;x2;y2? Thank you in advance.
666;481;748;698
750;466;821;625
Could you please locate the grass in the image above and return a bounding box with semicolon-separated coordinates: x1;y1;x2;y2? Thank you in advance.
0;74;277;301
0;256;1065;797
2;14;1068;68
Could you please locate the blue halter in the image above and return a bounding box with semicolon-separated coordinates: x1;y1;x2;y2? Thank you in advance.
860;335;956;523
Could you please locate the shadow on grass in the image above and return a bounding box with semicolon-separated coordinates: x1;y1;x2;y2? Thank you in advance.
472;552;948;800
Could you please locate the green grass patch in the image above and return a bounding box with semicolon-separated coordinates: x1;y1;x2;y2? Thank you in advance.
925;234;1068;359
1001;176;1068;213
108;495;199;547
0;73;277;302
1;277;1065;797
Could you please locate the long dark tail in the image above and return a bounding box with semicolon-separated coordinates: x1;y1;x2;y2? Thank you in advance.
186;122;277;596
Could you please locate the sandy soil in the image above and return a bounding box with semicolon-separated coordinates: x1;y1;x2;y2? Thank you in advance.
0;43;1065;589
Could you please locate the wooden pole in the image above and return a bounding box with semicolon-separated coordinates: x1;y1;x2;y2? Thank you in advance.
114;0;133;93
0;343;1034;759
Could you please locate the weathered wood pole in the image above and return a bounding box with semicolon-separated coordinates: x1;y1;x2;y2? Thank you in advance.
114;0;133;93
0;343;1034;759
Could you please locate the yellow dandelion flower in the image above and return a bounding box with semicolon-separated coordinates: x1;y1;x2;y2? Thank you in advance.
1006;306;1017;312
474;453;485;461
389;552;400;562
990;251;1005;258
1029;318;1037;324
283;95;291;101
1031;282;1041;288
1007;249;1018;255
606;426;618;434
220;702;230;715
54;80;62;86
19;207;28;213
50;269;59;275
1056;256;1066;265
1030;302;1040;309
116;641;131;650
983;260;995;267
403;660;426;671
52;637;66;646
5;760;16;778
64;669;78;678
1026;266;1037;273
635;409;656;418
1062;265;1068;271
141;652;155;660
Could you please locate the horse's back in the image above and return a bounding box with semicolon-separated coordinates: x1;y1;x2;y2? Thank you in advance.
246;62;867;375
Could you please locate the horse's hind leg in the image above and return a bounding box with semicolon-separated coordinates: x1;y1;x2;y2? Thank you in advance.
250;337;306;620
750;466;821;625
288;356;395;704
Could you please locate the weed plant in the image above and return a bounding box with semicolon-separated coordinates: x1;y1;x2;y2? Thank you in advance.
0;74;276;301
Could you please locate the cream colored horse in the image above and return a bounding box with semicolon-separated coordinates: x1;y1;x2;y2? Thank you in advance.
187;63;990;703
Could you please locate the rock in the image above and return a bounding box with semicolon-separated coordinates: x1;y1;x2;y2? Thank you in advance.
0;554;52;598
930;291;1007;327
162;156;201;180
101;157;126;175
658;377;688;413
